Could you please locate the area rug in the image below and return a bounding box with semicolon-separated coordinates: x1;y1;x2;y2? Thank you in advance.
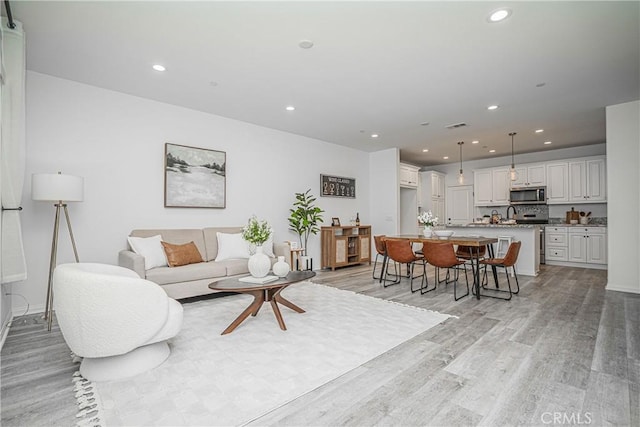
75;282;452;426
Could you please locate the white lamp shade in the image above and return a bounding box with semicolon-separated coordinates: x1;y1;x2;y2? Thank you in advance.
32;173;84;202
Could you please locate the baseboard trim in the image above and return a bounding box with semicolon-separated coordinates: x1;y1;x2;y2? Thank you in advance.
13;302;45;316
605;283;640;294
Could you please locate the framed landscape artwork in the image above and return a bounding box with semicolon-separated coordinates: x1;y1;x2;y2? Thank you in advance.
164;143;226;208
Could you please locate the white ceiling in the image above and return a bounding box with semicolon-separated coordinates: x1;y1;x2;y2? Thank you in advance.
6;1;640;166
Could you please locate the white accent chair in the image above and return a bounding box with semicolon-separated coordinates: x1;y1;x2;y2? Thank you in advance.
53;263;183;381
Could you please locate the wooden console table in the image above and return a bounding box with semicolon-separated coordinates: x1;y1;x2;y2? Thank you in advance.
321;225;371;270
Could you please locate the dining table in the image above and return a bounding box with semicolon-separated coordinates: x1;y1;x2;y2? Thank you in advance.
386;235;499;300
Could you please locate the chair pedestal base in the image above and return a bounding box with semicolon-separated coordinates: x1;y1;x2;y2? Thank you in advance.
80;341;170;381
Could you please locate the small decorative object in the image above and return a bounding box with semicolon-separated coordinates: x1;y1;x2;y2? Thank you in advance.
434;230;454;239
332;217;341;226
418;210;438;238
242;215;272;278
320;174;356;198
355;212;360;226
272;256;290;277
164;143;226;208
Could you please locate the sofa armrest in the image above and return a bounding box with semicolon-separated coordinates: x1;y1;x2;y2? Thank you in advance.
274;242;291;262
118;250;146;278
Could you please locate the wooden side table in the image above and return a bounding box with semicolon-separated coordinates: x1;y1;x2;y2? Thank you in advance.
289;247;305;271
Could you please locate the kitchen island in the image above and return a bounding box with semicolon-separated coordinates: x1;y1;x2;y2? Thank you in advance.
445;224;540;276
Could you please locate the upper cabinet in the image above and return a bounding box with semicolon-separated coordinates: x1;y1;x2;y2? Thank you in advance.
546;162;569;204
474;167;510;206
399;163;419;188
510;164;546;187
420;171;446;221
466;156;606;207
568;157;606;203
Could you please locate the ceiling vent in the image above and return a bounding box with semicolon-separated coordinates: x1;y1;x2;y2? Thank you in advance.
445;122;467;129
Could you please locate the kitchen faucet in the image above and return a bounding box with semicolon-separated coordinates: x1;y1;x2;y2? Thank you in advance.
506;205;518;220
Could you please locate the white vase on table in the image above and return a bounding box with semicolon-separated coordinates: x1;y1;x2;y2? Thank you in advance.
423;226;433;238
248;245;271;278
272;256;290;278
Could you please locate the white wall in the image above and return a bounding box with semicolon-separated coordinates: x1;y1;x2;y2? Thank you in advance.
606;100;639;294
368;148;399;236
17;72;371;314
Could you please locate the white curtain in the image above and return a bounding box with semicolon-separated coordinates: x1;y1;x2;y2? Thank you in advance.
0;18;27;283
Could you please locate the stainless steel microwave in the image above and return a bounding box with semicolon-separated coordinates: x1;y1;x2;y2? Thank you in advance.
509;186;546;205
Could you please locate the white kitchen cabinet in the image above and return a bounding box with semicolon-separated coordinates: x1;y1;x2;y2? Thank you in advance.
547;226;607;268
446;185;474;225
473;167;510;206
420;171;446;222
568;157;606;203
546;226;568;261
546;162;569;204
400;163;419;188
511;163;546;187
568;227;607;264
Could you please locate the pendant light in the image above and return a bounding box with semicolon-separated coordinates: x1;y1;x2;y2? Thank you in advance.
509;132;518;181
457;141;464;184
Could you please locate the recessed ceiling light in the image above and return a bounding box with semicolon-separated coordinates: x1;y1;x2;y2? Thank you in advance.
535;129;544;133
422;149;429;152
285;106;295;111
544;141;552;145
152;64;166;72
488;8;511;23
489;149;496;153
298;39;314;49
487;105;499;110
472;140;479;144
371;134;379;138
443;156;449;160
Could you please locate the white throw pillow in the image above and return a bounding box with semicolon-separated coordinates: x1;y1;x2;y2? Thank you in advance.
248;234;275;257
127;235;168;270
215;232;251;261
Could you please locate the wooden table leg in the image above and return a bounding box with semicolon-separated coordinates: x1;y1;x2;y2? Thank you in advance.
220;290;264;335
274;287;305;313
270;298;287;330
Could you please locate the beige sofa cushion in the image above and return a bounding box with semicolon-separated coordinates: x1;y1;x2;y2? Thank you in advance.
223;259;251;276
130;229;207;261
203;227;243;262
146;261;227;285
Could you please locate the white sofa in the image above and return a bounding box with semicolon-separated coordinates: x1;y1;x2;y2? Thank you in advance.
53;263;183;381
118;227;290;299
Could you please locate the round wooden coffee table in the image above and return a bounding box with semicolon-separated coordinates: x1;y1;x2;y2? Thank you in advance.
209;270;316;335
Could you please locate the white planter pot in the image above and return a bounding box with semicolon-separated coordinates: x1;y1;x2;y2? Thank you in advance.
423;226;433;238
248;245;271;278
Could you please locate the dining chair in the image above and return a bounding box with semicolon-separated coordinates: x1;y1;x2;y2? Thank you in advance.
421;241;469;300
382;239;425;292
478;240;521;300
372;235;398;282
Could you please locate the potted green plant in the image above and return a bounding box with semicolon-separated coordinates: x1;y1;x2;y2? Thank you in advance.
288;189;324;252
242;215;272;277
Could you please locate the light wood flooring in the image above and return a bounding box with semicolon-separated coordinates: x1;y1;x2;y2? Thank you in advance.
1;263;638;426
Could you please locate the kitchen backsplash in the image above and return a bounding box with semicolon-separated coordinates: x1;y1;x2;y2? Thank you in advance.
477;204;548;218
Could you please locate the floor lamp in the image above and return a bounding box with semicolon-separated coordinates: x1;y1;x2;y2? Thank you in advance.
32;172;84;331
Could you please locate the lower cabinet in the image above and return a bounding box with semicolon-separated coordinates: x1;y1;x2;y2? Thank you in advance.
546;226;568;261
546;226;607;268
321;226;371;270
568;227;607;264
